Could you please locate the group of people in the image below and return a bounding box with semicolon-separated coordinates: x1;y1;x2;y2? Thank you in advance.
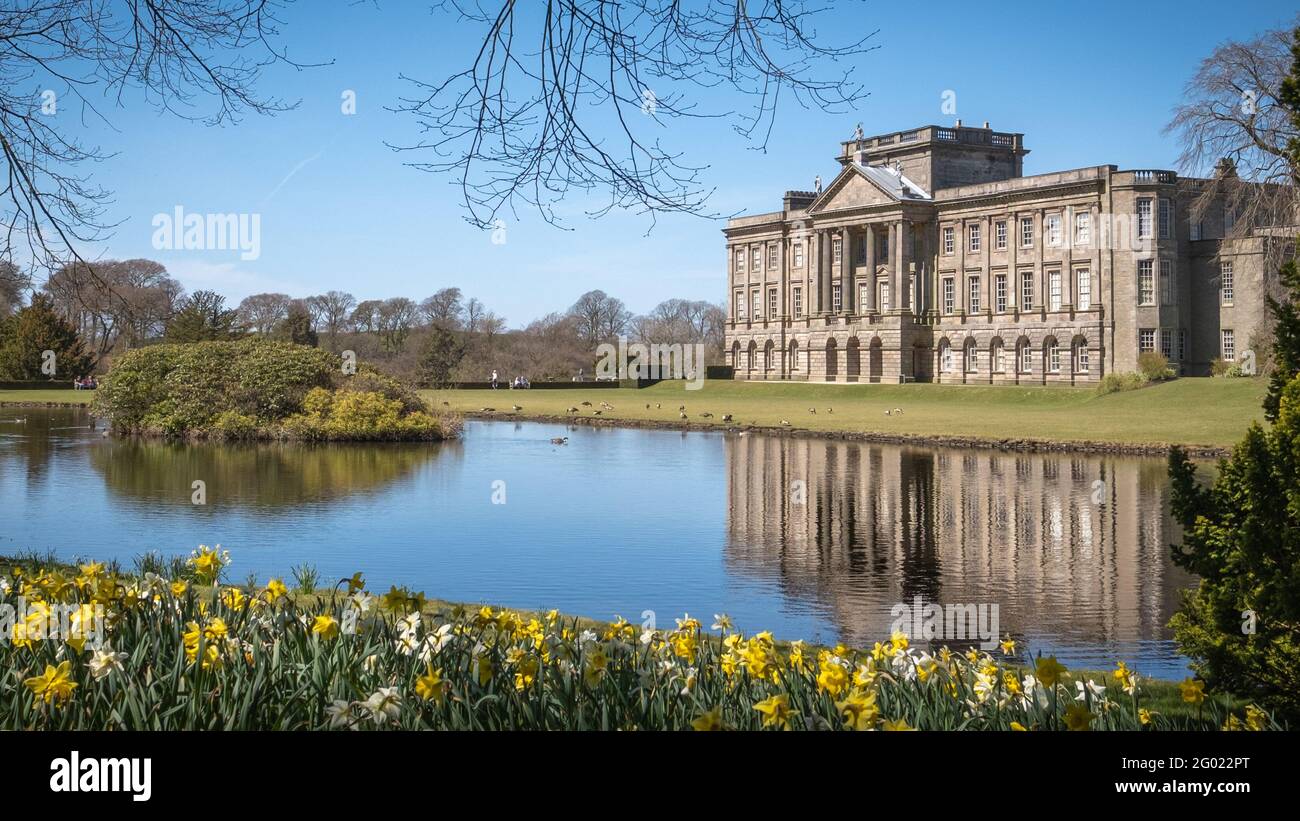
489;370;530;389
73;376;98;390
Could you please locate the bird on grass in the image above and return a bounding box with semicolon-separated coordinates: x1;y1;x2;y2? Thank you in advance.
700;412;713;418
567;406;579;413
722;414;733;422
593;410;603;416
479;407;495;413
512;404;522;411
581;401;593;406
679;412;688;420
826;407;833;414
808;407;816;414
441;401;450;406
656;403;661;409
549;436;568;445
780;419;791;426
678;405;686;411
645;403;650;409
893;408;903;414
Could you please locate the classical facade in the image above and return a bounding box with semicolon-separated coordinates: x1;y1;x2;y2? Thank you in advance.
724;122;1283;383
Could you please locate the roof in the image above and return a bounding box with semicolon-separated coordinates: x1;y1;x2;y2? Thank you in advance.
855;161;931;201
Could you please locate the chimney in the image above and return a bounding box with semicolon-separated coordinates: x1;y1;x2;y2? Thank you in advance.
983;120;990;129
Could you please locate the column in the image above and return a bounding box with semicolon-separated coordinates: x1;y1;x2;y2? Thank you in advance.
895;220;912;314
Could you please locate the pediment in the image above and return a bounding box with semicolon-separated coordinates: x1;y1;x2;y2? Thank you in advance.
808;166;898;213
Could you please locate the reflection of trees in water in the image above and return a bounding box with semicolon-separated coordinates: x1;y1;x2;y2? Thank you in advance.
88;435;454;511
1;408;87;487
724;435;1196;650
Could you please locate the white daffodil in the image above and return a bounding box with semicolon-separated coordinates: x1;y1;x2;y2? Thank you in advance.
711;614;733;632
362;687;402;725
1075;678;1107;702
325;700;354;730
89;647;128;679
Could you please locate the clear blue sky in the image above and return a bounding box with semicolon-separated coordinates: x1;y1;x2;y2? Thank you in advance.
69;0;1293;326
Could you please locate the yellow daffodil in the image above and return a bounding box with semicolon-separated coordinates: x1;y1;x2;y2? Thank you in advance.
817;659;850;697
753;694;792;730
24;661;77;707
415;665;446;704
1034;656;1067;689
264;578;287;601
1179;678;1205;705
312;615;340;640
1009;721;1028;731
1064;703;1095;731
691;706;726;731
999;636;1016;655
881;717;914;731
836;690;879;730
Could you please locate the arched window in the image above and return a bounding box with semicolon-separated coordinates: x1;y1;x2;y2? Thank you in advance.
764;340;775;371
1045;337;1060;373
991;339;1005;373
747;341;757;371
1017;339;1032;374
939;339;954;373
1073;338;1090;374
964;338;978;373
789;340;800;372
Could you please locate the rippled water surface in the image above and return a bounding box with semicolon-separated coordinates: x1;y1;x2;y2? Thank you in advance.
0;408;1197;678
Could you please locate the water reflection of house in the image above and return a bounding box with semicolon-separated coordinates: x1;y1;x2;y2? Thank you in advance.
724;434;1193;649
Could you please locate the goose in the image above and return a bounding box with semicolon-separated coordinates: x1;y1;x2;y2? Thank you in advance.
479;407;495;412
645;403;650;409
656;403;661;409
884;409;891;416
581;401;593;407
512;404;522;411
549;436;568;445
441;401;450;406
893;408;903;414
826;407;833;414
678;405;686;411
722;414;733;422
808;407;816;414
679;412;688;420
780;419;791;426
566;406;579;413
593;410;603;416
700;412;713;418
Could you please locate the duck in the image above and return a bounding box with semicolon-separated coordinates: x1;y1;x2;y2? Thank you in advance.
549;436;568;445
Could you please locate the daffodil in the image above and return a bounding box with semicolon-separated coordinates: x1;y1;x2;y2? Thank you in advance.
312;614;340;640
1034;656;1067;689
88;648;127;679
1179;678;1206;706
1009;721;1028;731
691;706;726;731
1064;703;1095;731
711;614;733;633
415;665;446;704
264;578;287;601
24;661;77;706
817;658;851;697
836;690;880;730
881;717;914;731
999;636;1016;655
753;694;791;730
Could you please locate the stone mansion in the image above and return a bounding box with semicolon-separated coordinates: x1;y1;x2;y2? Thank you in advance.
724;121;1284;383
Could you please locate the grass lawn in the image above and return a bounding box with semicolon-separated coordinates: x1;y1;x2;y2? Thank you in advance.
424;377;1268;449
0;389;93;405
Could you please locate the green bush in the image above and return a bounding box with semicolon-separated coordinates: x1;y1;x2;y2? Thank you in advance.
1168;372;1300;722
1136;351;1175;382
93;338;459;441
1095;372;1150;395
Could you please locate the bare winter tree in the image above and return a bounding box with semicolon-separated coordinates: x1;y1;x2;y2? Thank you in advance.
568;289;630;346
0;0;305;307
420;287;465;329
392;0;877;228
1166;18;1300;364
307;290;357;350
236;292;292;335
44;258;182;359
463;297;484;333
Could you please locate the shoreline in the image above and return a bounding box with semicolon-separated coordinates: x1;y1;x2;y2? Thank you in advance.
2;398;1231;457
462;410;1230;458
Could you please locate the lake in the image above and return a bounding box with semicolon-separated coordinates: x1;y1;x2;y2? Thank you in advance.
0;407;1197;679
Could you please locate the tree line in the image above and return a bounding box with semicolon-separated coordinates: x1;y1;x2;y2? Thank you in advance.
0;260;725;385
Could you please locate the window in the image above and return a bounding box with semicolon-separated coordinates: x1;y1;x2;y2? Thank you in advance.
1221;261;1234;304
1160;329;1173;358
1075;212;1091;245
792;287;803;318
858;282;869;313
880;282;891;313
1138;260;1155;305
856;236;867;264
831;282;842;313
943;226;954;255
1019;341;1033;374
1048;270;1062;310
751;289;761;319
942;277;955;314
793;242;804;268
734;290;745;319
1222;329;1236;361
1047;339;1061;373
1159;198;1172;239
1075;269;1091;310
940;340;954;373
968;276;981;313
768;288;778;319
1046;214;1062;246
1020;216;1034;248
735;249;745;272
995;273;1008;313
831;237;842;266
789;341;799;371
1137;198;1153;239
965;341;979;373
1224;209;1236;235
768;245;778;270
1160;260;1174;305
1178;328;1186;361
995;220;1007;250
969;223;981;253
1075;340;1090;374
1139;329;1156;353
1190;223;1202;241
879;232;889;261
1021;271;1034;310
992;341;1005;373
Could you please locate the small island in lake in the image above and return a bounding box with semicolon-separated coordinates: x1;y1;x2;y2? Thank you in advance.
92;338;460;441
